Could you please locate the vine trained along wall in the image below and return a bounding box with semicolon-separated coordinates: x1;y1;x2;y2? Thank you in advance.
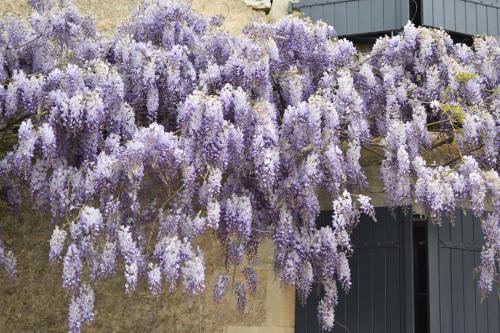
0;1;498;333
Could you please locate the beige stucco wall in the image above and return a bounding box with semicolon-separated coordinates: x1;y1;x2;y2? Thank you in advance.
0;199;295;332
0;1;295;332
0;0;278;36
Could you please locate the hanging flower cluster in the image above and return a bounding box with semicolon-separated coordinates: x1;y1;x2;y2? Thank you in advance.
0;1;498;332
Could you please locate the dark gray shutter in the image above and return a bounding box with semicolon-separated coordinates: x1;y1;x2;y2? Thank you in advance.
289;0;410;36
295;207;415;333
427;210;500;333
291;0;500;38
421;0;500;36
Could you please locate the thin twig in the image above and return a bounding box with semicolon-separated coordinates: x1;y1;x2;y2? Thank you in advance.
361;144;385;159
349;51;378;70
444;144;484;167
160;184;185;210
231;265;236;289
0;114;32;132
335;320;350;332
445;112;463;161
15;35;42;50
251;227;272;234
426;119;449;127
431;136;454;149
145;183;186;254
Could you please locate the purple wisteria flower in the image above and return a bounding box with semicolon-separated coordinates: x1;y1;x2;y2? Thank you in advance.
68;284;94;333
0;1;498;331
49;226;67;262
181;250;205;295
223;194;253;240
357;195;375;220
148;263;162;295
97;241;117;278
317;279;338;331
234;282;247;313
117;226;142;294
242;267;257;294
63;244;82;291
213;273;229;303
0;241;17;280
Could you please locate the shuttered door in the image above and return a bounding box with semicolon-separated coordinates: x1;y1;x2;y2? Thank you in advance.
290;0;409;36
427;210;500;333
295;207;415;333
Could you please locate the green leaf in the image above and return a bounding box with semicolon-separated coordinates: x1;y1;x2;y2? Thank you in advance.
440;103;464;125
454;71;477;83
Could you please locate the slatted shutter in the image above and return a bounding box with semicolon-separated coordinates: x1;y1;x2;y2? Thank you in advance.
296;207;499;333
295;207;415;333
427;210;500;333
289;0;410;36
291;0;499;38
421;0;500;36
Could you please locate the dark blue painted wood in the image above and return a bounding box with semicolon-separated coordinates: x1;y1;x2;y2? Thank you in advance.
487;7;499;35
291;0;406;36
296;208;411;333
444;0;456;30
296;208;499;333
335;287;347;333
439;219;453;333
498;7;500;34
346;0;359;35
473;214;489;333
371;0;385;31
450;211;465;333
322;3;336;31
373;210;387;333
346;228;359;333
427;209;500;333
386;209;402;333
358;214;373;333
423;0;435;28
474;251;489;333
384;0;397;30
466;2;478;35
420;0;500;35
302;5;311;18
310;4;323;24
295;294;309;332
292;0;499;37
462;212;476;333
486;285;500;333
433;0;446;27
396;0;402;28
402;210;415;333
477;4;488;34
427;218;441;333
334;2;348;36
401;0;410;25
358;0;372;35
456;0;467;32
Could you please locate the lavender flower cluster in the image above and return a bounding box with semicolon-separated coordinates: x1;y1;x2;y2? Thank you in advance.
0;0;498;331
68;284;94;333
0;240;16;279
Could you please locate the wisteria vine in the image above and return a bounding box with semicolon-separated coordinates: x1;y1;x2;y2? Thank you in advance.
0;0;498;331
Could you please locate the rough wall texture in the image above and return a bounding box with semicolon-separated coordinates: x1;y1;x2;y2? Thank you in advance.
0;1;294;333
0;0;278;35
0;199;295;333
